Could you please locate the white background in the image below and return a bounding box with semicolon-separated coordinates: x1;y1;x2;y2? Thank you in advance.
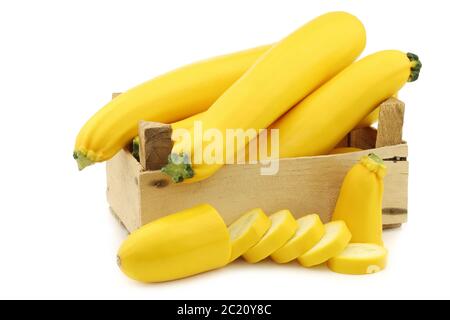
0;0;448;300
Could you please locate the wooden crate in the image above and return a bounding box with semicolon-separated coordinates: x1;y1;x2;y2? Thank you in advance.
106;98;408;232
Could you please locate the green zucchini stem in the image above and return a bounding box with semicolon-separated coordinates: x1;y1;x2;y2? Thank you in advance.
368;153;385;166
161;153;194;183
407;52;422;82
73;151;94;170
132;136;140;161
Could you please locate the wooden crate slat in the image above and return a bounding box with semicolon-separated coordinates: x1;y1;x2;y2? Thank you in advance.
135;144;408;229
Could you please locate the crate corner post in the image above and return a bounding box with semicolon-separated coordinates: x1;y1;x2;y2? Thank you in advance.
106;150;143;232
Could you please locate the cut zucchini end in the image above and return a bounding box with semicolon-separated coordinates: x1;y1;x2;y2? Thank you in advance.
73;151;94;171
161;153;194;183
271;214;324;264
229;208;264;241
298;221;351;268
228;208;270;262
242;210;297;263
327;243;388;275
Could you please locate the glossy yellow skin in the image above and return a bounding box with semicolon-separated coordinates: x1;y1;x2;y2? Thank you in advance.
270;50;413;159
298;221;352;268
74;44;271;169
169;89;381;135
243;210;298;263
169;92;389;134
172;12;366;183
356;93;398;129
271;214;325;264
355;108;380;129
332;155;386;246
228;208;271;262
172;112;205;131
117;204;231;283
327;243;388;275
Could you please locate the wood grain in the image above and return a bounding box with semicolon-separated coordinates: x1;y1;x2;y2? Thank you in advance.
133;144;408;230
138;121;173;171
350;127;377;149
106;150;143;231
376;98;405;148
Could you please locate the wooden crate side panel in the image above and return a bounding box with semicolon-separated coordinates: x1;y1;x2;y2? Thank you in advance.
106;150;142;231
382;160;408;225
139;144;408;228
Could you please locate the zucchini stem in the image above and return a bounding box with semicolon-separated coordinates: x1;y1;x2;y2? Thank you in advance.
368;153;384;166
73;151;94;170
364;153;387;178
161;153;194;183
132;136;140;161
407;52;422;82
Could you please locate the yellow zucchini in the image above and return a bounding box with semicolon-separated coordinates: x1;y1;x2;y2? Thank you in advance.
164;12;366;182
355;93;398;129
267;50;421;159
73;45;271;169
243;210;298;263
171;111;205;131
332;153;387;246
355;107;381;129
117;204;230;283
271;214;325;264
298;221;352;267
228;208;271;262
327;243;388;275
